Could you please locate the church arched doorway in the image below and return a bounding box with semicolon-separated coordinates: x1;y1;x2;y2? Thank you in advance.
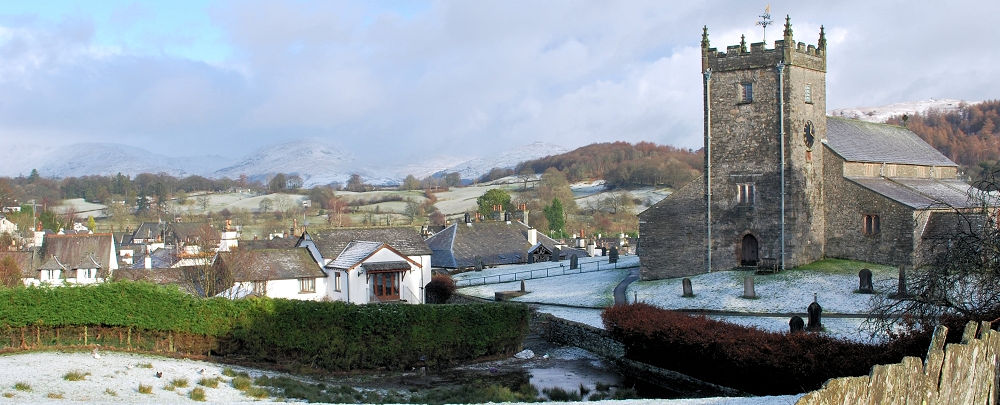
740;234;759;266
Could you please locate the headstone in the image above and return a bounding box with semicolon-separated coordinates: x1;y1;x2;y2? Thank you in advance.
476;259;485;271
504;211;511;222
464;212;471;223
600;246;607;256
789;316;805;333
742;276;756;298
520;280;526;292
806;294;823;331
858;269;874;294
682;278;694;297
551;248;560;262
609;246;619;263
890;265;909;298
570;254;579;269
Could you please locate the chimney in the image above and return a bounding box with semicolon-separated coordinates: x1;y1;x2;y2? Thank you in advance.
586;241;596;257
144;246;152;269
577;237;586;248
527;228;537;245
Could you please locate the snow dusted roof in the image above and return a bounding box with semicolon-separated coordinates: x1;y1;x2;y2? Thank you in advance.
328;241;385;270
826;117;957;167
847;177;981;209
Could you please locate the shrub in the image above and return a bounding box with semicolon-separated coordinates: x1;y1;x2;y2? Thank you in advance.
104;388;117;396
2;393;12;398
138;384;153;394
47;392;63;399
221;368;237;377
137;363;153;369
244;386;270;399
13;383;30;392
542;387;581;401
602;303;928;395
63;371;89;381
425;274;457;304
189;387;206;401
171;378;189;388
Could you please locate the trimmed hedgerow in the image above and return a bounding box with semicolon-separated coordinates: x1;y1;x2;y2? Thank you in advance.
602;303;930;395
0;282;530;371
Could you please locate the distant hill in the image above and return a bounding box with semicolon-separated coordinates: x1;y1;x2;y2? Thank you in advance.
831;98;978;124
515;141;702;188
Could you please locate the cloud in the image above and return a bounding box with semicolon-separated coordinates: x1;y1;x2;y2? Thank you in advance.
1;1;1000;166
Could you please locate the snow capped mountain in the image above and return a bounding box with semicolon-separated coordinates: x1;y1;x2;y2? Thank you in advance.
437;141;569;180
831;98;978;123
213;140;360;187
0;143;223;178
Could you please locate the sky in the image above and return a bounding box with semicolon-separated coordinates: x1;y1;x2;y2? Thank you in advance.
1;1;999;164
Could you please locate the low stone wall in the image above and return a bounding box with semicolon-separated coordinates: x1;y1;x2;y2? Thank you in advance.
796;321;1000;404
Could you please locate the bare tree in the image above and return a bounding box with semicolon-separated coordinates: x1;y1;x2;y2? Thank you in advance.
0;255;21;287
867;168;1000;335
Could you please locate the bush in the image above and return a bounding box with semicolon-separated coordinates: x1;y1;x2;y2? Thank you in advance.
425;274;457;304
189;387;206;401
13;383;30;392
602;303;928;395
63;371;89;381
198;377;220;388
138;384;152;394
0;282;531;372
232;376;252;391
171;378;189;388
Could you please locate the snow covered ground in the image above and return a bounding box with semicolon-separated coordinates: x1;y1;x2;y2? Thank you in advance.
453;255;639;286
0;351;802;405
461;268;628;308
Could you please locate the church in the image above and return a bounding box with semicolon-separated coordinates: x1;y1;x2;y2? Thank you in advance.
638;16;981;280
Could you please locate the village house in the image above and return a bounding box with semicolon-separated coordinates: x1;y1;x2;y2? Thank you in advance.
425;215;588;270
215;247;327;300
26;233;118;286
638;17;981;280
0;215;17;236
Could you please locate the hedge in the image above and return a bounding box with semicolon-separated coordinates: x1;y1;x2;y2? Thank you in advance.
0;282;530;371
602;303;931;395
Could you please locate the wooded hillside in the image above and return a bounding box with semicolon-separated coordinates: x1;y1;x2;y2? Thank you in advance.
886;100;1000;172
514;141;702;188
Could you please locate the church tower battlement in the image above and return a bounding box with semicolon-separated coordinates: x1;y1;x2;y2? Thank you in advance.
701;16;826;73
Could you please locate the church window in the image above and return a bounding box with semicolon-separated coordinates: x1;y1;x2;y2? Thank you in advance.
863;215;880;236
740;82;753;103
737;183;755;206
804;84;812;103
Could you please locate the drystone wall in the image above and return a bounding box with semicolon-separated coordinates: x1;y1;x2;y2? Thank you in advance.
796;321;1000;405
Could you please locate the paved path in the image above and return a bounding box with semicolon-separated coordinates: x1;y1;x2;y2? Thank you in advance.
613;267;640;305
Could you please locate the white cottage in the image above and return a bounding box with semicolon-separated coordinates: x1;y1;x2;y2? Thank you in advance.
215;247;327;300
26;233;117;286
326;241;424;304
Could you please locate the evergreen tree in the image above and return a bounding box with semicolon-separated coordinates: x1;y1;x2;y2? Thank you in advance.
544;198;565;237
476;188;512;217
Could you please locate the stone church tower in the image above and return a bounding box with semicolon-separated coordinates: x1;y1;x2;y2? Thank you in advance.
701;16;828;271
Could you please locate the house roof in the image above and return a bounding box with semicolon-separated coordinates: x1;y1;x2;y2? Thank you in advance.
131;247;181;269
0;250;39;278
308;227;432;259
42;233;115;271
38;256;66;271
133;222;165;240
328;241;384;269
218;247;323;281
825;117;957;167
847;177;981;209
425;221;566;268
168;222;217;242
113;266;204;296
240;238;297;250
921;211;987;240
112;232;134;246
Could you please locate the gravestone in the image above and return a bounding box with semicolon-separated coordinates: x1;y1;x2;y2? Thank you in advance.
609;246;619;263
570;254;579;269
520;280;526;292
789;316;805;333
807;294;823;331
742;276;756;298
682;278;694;297
551;248;560;262
890;265;909;298
504;211;511;221
858;269;874;294
464;212;471;223
476;259;485;271
600;246;607;256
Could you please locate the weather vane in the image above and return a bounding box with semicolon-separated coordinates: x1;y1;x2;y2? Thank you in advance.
757;5;772;43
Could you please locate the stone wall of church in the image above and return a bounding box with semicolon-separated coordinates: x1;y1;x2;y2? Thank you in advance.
638;177;706;280
823;150;916;266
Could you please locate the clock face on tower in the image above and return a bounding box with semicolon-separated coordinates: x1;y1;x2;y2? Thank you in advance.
804;121;815;149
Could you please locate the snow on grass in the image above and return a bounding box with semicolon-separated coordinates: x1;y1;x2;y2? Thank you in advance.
51;198;107;218
628;259;896;315
459;268;628;308
570;180;607;197
535;305;606;329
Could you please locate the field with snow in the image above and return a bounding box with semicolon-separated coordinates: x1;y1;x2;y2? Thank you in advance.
51;198;108;219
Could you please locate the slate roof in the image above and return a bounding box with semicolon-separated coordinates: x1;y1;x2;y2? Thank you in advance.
240;238;297;250
38;256;66;271
328;241;385;270
425;221;568;268
847;177;981;209
217;248;324;281
0;250;39;278
113;266;204;296
168;222;217;243
131;247;181;269
825;117;957;167
921;211;987;240
133;222;165;241
112;232;134;246
42;233;115;272
308;227;432;259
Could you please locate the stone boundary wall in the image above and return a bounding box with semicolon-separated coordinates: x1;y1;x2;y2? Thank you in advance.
796;321;1000;404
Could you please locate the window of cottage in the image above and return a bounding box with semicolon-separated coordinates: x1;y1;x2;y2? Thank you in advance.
737;183;755;206
299;277;315;293
335;272;342;292
252;280;266;295
863;215;881;236
740;82;753;103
